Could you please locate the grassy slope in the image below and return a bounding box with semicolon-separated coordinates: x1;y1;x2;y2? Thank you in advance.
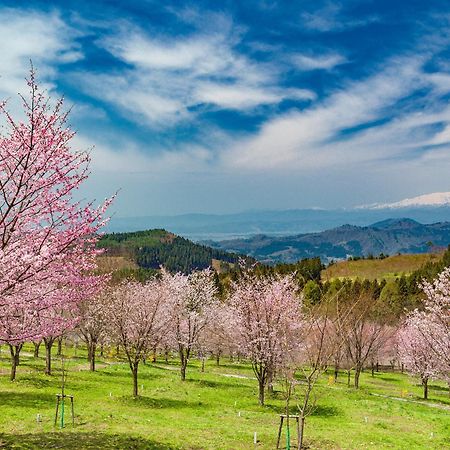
0;346;448;449
321;253;442;281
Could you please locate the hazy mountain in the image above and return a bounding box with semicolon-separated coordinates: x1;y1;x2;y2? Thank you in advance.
107;207;450;241
207;219;450;264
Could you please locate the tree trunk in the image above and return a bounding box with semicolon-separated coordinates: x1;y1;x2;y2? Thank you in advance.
89;341;97;371
164;349;169;364
422;377;429;400
258;378;265;406
354;366;361;389
267;368;274;394
152;346;157;363
179;346;188;381
33;341;41;358
216;352;220;366
9;344;22;381
201;357;205;373
56;337;63;357
371;362;375;377
334;364;339;382
180;362;186;381
132;363;139;397
298;415;306;449
347;369;351;387
100;343;104;357
44;339;54;375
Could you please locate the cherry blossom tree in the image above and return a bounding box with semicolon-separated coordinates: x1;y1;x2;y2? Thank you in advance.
397;321;442;399
0;69;111;349
228;271;302;406
76;290;111;372
106;279;168;397
163;268;218;381
417;268;450;373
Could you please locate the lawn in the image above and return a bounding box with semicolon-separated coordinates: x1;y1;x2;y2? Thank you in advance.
0;345;448;449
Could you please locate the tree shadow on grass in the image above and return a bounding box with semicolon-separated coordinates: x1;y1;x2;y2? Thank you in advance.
429;384;449;393
118;395;205;410
0;432;177;449
263;403;340;418
186;378;247;390
0;391;53;408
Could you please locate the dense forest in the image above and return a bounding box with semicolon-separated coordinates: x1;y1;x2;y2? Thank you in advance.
98;229;251;274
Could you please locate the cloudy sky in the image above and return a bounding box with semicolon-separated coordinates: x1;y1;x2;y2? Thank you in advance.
1;0;450;216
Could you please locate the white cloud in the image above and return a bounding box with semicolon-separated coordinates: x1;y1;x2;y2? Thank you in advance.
0;9;82;98
292;53;347;71
221;56;430;171
78;18;313;127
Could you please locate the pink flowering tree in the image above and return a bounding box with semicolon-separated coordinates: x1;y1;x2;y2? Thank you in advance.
397;320;442;399
106;279;168;397
0;69;112;353
417;268;450;374
76;290;112;372
162;268;218;381
228;271;302;406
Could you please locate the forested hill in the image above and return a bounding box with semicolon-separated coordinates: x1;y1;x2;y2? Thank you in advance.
98;229;249;274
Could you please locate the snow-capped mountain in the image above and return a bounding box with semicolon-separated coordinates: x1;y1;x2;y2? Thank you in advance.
360;192;450;210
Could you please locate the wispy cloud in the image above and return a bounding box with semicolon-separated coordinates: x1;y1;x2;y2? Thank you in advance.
73;15;314;127
291;52;347;71
0;9;82;98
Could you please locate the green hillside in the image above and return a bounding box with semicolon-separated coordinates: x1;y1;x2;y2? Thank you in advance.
321;252;443;281
98;229;247;274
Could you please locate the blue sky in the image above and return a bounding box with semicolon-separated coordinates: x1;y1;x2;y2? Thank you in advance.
1;0;450;216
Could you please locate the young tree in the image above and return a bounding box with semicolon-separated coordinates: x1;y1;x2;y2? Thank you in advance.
228;271;302;406
336;290;394;388
106;279;168;397
397;321;441;399
76;292;110;371
0;69;112;349
163;268;217;381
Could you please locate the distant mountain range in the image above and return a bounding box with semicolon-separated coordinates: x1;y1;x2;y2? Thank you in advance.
207;219;450;264
107;206;450;241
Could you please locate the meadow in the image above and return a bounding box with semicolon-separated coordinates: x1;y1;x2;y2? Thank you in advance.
0;345;448;450
321;253;442;281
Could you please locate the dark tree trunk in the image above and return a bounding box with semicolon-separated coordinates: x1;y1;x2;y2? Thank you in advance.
100;343;104;357
9;344;22;381
354;366;361;388
164;349;169;364
33;341;41;358
371;362;375;377
132;363;139;397
151;345;157;363
179;346;189;381
334;364;339;382
347;369;351;387
299;416;306;449
56;337;63;357
180;363;186;381
422;377;429;400
216;352;220;366
258;378;265;406
89;341;97;371
44;338;54;375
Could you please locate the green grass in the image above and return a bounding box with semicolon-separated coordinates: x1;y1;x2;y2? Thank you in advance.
321;253;442;281
0;345;449;449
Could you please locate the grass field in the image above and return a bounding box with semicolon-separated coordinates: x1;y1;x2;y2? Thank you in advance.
321;253;442;281
0;345;449;449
